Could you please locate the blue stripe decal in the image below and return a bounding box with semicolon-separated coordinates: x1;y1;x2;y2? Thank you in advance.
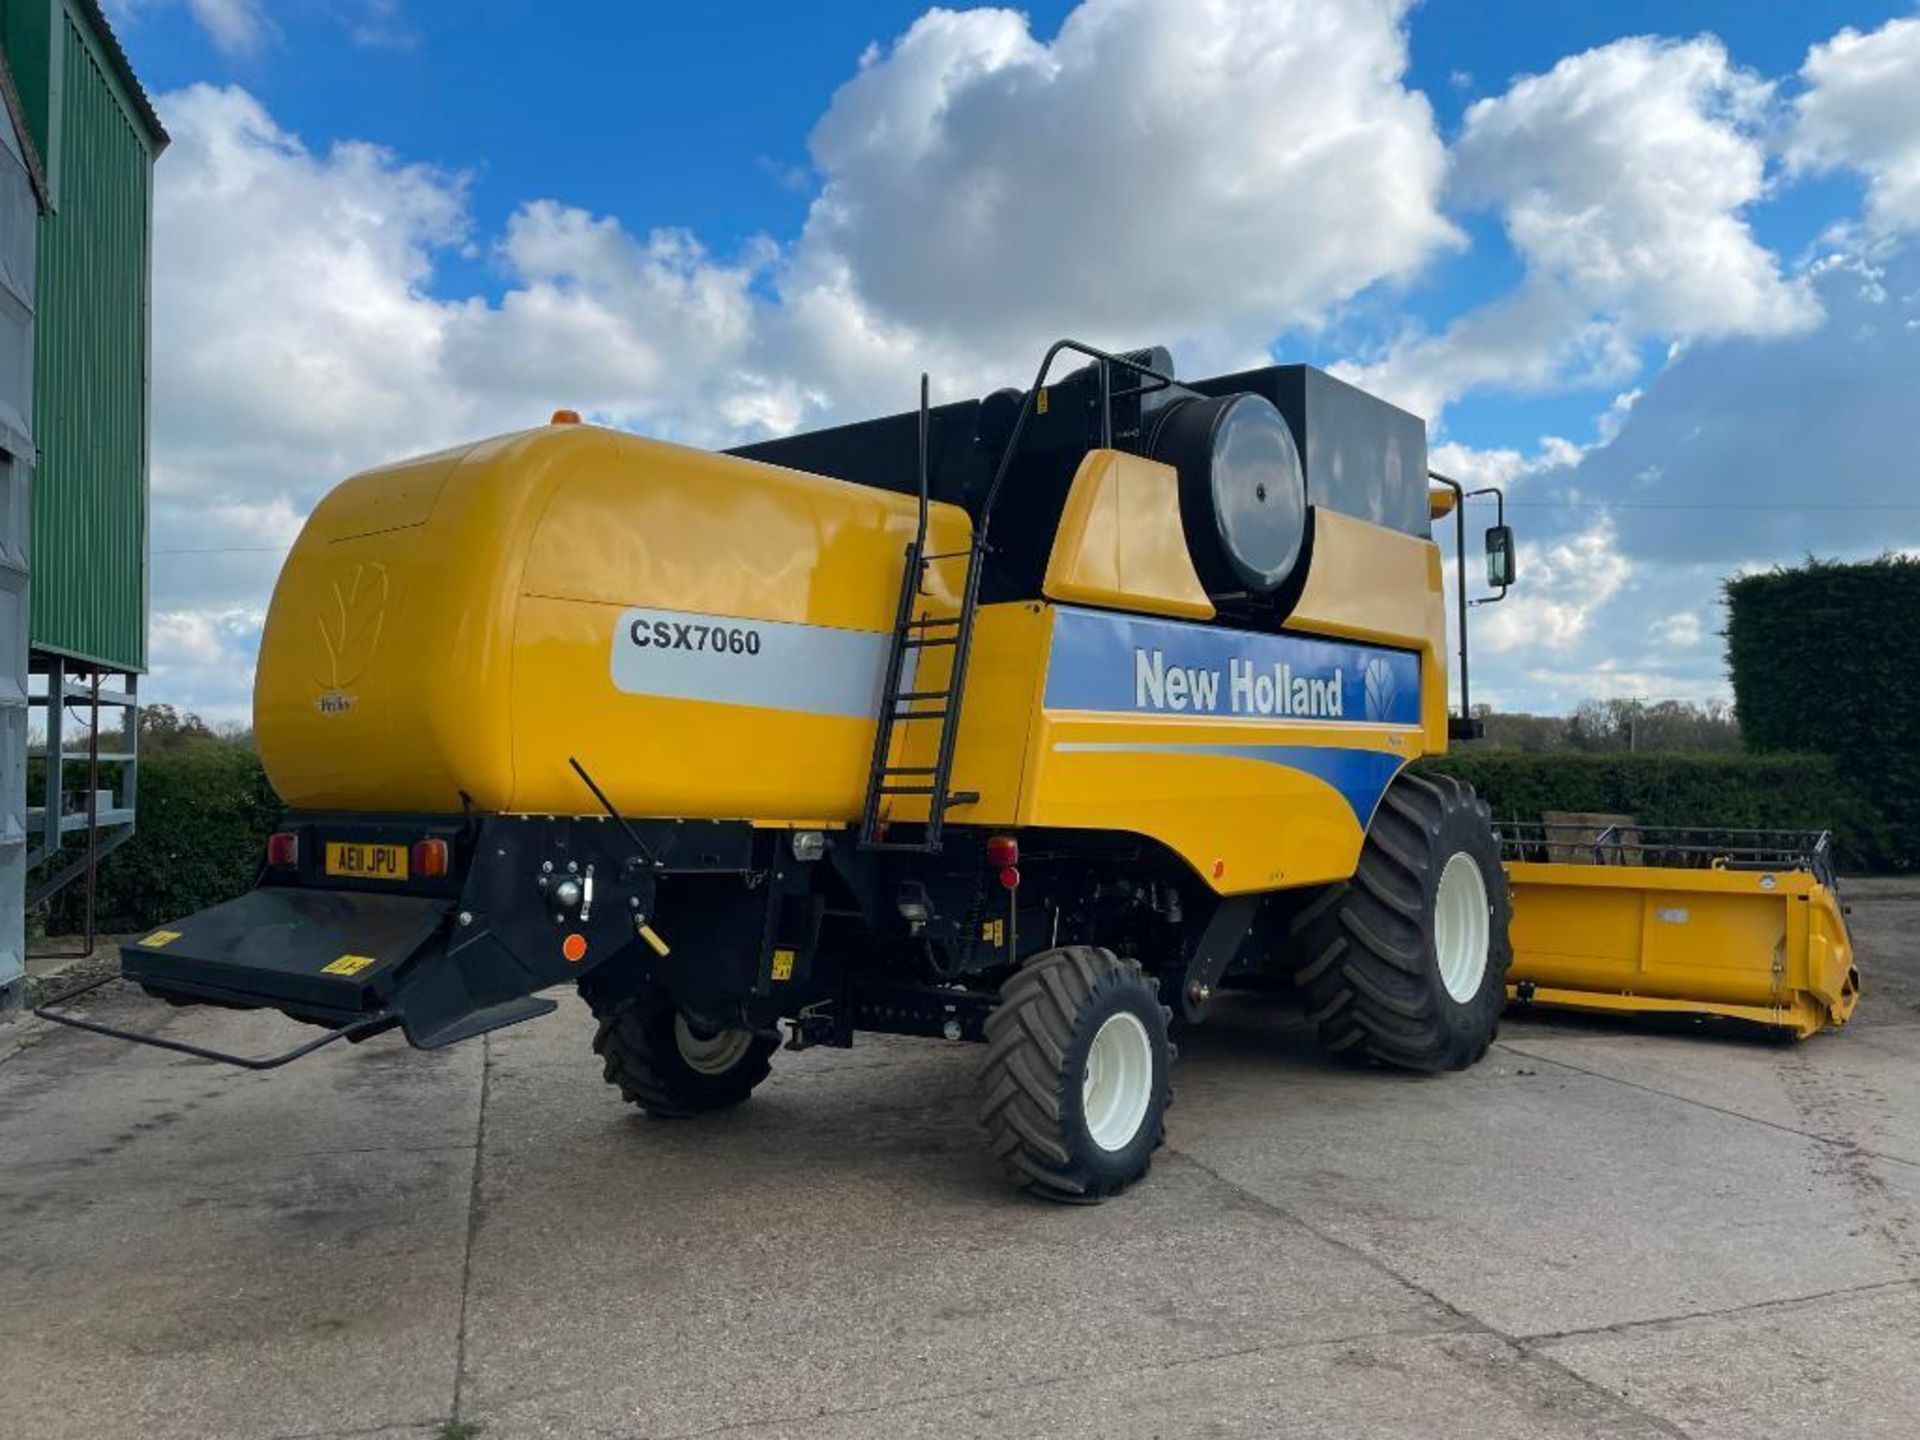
1054;741;1406;826
1045;606;1421;725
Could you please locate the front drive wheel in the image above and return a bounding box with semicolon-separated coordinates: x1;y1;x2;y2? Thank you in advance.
592;998;778;1117
979;946;1174;1203
1290;772;1512;1071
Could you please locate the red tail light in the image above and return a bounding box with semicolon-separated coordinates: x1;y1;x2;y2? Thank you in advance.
411;838;449;879
266;831;299;868
985;834;1019;868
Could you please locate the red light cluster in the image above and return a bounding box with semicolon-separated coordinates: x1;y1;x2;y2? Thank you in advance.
987;834;1019;890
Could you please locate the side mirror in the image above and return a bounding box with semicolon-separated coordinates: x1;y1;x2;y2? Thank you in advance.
1485;525;1516;589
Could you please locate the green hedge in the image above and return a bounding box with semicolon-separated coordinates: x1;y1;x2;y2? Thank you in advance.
1417;750;1887;871
46;739;280;934
38;729;1902;938
1725;555;1920;868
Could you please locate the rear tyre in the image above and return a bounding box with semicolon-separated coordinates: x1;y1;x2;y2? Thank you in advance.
1290;772;1511;1071
979;946;1174;1203
592;997;777;1117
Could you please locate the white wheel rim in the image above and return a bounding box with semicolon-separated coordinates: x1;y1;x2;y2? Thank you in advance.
1435;851;1492;1004
674;1014;753;1076
1082;1012;1154;1153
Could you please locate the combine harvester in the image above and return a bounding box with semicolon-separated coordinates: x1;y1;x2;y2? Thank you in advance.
40;341;1858;1200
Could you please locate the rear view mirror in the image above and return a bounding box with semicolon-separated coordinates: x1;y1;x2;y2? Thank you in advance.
1485;525;1516;589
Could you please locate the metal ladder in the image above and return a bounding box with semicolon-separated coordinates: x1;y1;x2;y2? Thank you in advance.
858;376;983;852
856;344;1176;853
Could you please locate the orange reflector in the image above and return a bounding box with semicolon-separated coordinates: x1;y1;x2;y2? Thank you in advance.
411;838;449;878
561;932;588;964
550;408;582;425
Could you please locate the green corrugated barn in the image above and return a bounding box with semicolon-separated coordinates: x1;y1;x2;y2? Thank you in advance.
0;0;162;1006
3;0;163;669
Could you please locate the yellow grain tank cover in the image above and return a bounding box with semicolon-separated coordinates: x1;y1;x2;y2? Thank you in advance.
1042;450;1214;620
1504;860;1860;1038
255;424;970;819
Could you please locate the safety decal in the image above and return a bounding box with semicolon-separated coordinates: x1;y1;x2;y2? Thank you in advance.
770;947;796;981
321;954;378;977
138;929;183;949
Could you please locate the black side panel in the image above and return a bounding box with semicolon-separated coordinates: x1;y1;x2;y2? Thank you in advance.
727;399;990;508
1187;364;1429;538
122;887;453;1023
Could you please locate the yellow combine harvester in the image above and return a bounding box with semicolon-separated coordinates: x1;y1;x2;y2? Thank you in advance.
39;339;1857;1200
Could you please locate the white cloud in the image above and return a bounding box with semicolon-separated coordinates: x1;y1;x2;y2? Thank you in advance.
111;0;412;57
796;0;1457;360
188;0;266;55
152;84;477;499
1789;18;1920;237
346;0;417;51
1344;36;1818;420
1479;517;1632;655
1428;387;1635;495
147;608;266;724
1649;611;1704;648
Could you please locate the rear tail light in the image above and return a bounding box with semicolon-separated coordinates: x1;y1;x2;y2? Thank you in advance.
986;835;1019;890
266;831;299;868
411;838;450;879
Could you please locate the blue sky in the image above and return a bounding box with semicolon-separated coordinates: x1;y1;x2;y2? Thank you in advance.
103;0;1920;720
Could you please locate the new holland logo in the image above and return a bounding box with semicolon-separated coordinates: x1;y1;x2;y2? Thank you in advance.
314;562;388;715
1363;657;1398;724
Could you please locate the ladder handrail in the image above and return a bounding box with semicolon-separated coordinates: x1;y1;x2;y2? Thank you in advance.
859;342;1176;851
977;340;1175;548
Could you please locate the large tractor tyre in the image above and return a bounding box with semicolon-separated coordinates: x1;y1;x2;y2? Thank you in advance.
592;998;778;1118
979;946;1175;1203
1290;772;1511;1072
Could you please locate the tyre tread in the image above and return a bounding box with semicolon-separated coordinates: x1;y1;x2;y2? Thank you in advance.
592;999;775;1117
978;945;1171;1202
1288;774;1513;1072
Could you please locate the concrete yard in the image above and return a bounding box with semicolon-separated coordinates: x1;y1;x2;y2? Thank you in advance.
2;879;1917;1440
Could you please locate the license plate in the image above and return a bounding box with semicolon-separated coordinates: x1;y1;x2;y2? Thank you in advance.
324;841;409;881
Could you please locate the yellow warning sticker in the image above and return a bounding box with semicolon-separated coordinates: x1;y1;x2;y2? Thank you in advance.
1035;387;1049;415
770;947;796;981
321;954;377;977
980;919;1005;947
138;929;182;949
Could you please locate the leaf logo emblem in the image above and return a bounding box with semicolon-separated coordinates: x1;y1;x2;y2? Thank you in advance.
316;563;388;692
1364;657;1396;723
